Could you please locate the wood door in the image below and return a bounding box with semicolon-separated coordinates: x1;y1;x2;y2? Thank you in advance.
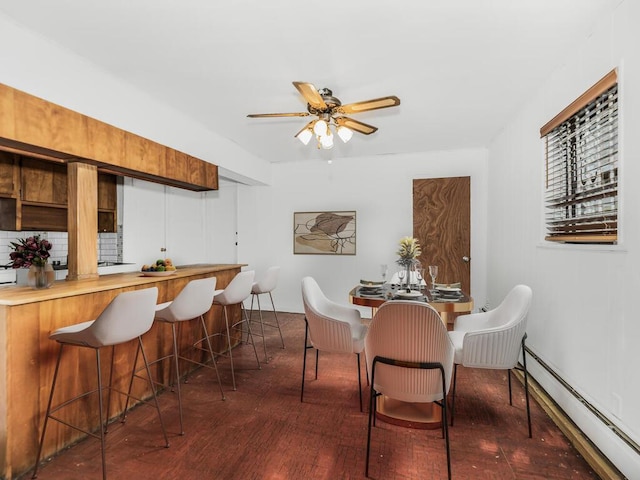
413;177;471;292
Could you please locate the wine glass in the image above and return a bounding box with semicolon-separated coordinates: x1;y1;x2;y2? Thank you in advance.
397;269;406;287
428;265;438;292
380;264;388;282
416;267;425;290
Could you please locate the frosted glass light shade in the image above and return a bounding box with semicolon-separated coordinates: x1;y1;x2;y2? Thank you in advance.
296;128;313;145
314;119;328;137
320;132;334;149
337;126;353;143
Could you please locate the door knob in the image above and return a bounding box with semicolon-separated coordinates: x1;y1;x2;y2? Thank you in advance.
462;256;471;263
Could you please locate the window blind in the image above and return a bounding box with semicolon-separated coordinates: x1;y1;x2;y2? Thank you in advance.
542;71;618;244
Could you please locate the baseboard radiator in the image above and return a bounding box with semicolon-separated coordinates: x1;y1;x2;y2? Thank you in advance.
522;346;633;479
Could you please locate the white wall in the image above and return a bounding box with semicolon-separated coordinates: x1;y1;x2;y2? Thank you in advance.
487;0;639;476
236;148;489;318
0;13;271;187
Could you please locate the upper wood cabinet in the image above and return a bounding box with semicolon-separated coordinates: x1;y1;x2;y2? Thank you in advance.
0;150;17;196
0;82;218;192
21;157;68;205
0;154;117;232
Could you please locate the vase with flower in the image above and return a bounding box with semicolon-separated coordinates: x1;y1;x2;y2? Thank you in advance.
396;236;422;293
9;235;55;289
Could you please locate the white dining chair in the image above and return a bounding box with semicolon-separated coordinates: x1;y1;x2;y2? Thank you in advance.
448;284;533;437
300;276;367;411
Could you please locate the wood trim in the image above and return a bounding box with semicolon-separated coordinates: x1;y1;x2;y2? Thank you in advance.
544;234;617;244
540;69;617;137
512;370;624;480
0;82;218;192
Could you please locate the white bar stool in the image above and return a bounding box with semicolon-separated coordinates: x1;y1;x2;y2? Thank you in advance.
143;277;225;435
248;266;285;362
211;270;261;390
32;287;169;480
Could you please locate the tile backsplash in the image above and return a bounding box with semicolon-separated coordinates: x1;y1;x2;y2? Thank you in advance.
0;230;121;266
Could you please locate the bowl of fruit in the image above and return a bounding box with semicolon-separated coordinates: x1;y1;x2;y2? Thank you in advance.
141;258;177;276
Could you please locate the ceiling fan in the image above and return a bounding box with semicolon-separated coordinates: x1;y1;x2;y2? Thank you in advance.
247;81;400;150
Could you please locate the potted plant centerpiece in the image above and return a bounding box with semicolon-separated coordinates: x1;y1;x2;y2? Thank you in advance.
9;234;55;289
396;236;421;293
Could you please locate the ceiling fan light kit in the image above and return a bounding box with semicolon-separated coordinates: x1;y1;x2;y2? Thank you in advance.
248;81;400;150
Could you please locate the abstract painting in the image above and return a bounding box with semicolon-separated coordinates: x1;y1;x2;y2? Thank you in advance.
293;211;356;255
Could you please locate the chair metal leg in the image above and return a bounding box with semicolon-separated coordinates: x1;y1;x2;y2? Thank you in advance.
365;361;378;478
255;294;269;362
450;363;458;426
199;315;226;401
240;303;262;369
171;323;185;435
301;319;309;403
438;365;452;480
223;305;237;391
105;345;117;432
95;349;108;480
315;349;319;379
122;340;142;423
32;344;65;479
137;336;170;448
268;292;285;349
356;352;363;412
522;336;532;438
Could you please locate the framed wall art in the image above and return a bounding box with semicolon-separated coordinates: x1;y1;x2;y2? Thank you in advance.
293;211;356;255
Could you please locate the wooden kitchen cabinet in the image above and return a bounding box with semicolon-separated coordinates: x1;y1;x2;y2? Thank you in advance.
0;151;18;196
20;157;68;205
0;155;118;232
97;172;117;232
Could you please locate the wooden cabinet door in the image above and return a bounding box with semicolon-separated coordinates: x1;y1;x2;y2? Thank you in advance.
413;177;471;293
0;151;18;196
97;173;117;210
97;173;118;232
20;157;67;205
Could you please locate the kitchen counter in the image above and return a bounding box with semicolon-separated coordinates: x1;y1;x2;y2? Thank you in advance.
0;263;244;479
0;264;236;306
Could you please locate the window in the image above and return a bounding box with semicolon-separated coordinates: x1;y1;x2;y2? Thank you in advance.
540;69;618;244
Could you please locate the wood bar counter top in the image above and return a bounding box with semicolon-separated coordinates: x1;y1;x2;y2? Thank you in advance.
0;264;243;479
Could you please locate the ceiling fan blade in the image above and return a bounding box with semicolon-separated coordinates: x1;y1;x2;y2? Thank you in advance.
337;95;401;114
334;117;378;135
292;81;327;110
247;112;310;118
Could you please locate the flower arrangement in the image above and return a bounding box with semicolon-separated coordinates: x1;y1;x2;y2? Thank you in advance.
396;236;422;267
9;235;53;268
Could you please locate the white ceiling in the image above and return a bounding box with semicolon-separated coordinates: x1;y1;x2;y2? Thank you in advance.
0;0;621;164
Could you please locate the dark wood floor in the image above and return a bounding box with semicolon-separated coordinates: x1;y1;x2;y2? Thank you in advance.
26;311;599;480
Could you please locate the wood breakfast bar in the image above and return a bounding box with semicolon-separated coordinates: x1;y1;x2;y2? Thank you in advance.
0;264;242;479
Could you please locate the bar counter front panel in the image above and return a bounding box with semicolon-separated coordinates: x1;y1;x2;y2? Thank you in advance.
0;264;242;479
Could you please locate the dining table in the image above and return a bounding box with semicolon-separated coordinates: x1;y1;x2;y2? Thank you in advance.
349;282;474;429
349;282;473;327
